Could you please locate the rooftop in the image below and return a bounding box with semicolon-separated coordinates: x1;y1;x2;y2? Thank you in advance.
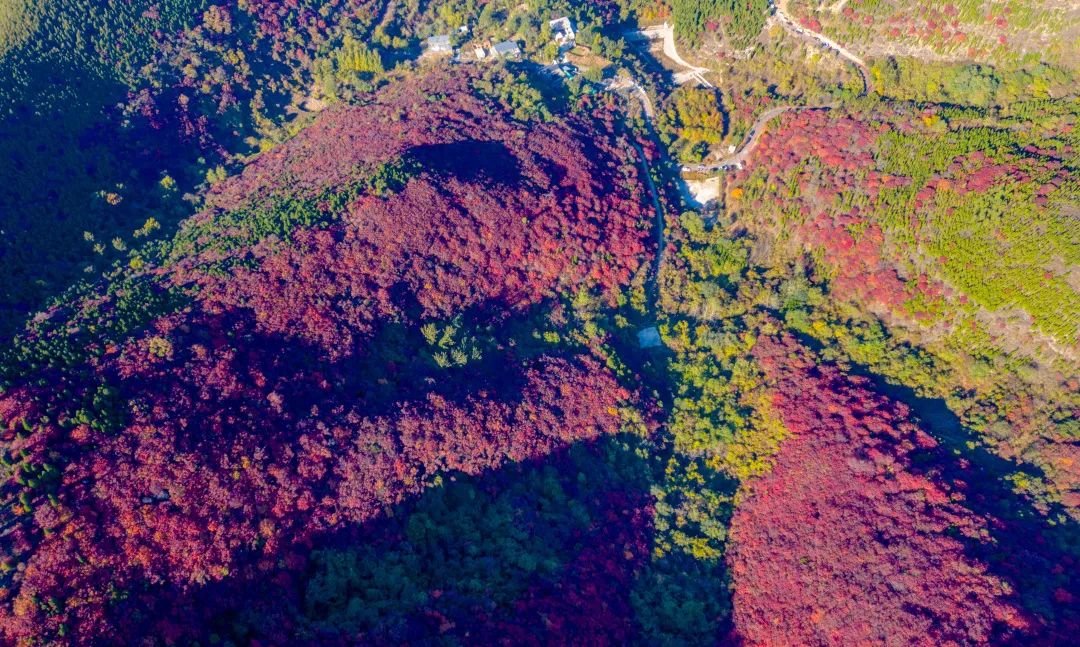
637;327;662;348
491;40;521;57
426;34;452;51
549;16;574;37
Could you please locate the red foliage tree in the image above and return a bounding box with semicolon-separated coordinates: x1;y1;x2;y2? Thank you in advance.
727;333;1032;646
0;70;651;643
173;71;650;359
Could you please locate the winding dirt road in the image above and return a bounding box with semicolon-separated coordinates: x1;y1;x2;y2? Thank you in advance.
622;4;866;218
618;6;858;307
632;5;871;95
638;2;870;174
770;0;872;93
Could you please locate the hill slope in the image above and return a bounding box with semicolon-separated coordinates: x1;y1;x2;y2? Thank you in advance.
785;0;1080;71
0;68;654;643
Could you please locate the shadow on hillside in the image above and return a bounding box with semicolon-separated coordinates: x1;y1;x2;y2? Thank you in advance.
870;376;1080;640
786;329;1080;640
406;140;522;185
126;298;588;423
0;95;201;341
0;23;297;343
100;436;735;644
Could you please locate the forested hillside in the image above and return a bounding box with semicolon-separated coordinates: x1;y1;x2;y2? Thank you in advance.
0;0;40;58
0;0;1077;644
0;0;387;338
0;68;657;643
733;333;1033;645
729;102;1078;362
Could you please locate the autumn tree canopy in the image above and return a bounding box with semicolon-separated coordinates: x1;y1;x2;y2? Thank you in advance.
728;332;1032;646
0;69;654;643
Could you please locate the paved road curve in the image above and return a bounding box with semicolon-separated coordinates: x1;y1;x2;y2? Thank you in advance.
682;105;791;173
629;23;714;88
680;105;835;173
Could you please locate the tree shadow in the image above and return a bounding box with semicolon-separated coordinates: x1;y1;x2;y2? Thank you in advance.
788;327;1080;639
130;294;589;420
406;141;522;186
106;436;657;644
94;434;739;645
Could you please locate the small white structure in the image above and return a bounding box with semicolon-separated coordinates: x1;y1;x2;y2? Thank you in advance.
637;327;662;349
491;40;521;59
426;34;453;54
549;17;576;47
474;46;488;60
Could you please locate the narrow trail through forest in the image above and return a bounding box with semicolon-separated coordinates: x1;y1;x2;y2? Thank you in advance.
771;0;873;94
631;141;666;310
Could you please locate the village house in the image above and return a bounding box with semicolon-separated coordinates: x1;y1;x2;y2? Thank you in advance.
491;40;521;59
425;34;453;55
549;16;576;48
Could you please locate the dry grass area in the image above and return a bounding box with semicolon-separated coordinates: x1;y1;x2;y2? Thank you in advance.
565;45;612;72
787;0;1080;70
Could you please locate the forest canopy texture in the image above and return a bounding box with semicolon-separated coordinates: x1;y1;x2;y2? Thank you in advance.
0;0;1078;645
0;70;654;642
